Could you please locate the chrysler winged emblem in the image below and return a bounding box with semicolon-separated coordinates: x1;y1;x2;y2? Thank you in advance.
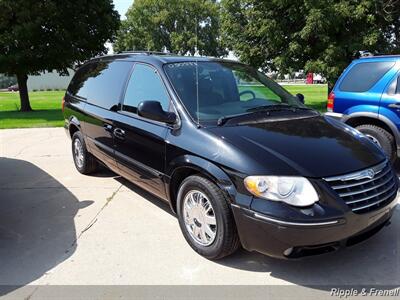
338;168;376;181
365;169;375;179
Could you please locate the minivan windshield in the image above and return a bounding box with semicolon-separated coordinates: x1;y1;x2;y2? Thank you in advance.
164;61;307;124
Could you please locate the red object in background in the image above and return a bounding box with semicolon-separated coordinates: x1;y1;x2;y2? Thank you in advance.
306;73;313;84
327;91;335;112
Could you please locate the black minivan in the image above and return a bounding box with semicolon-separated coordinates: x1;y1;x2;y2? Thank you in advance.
63;52;399;259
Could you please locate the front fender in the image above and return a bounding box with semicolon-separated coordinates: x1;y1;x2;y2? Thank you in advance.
167;155;238;201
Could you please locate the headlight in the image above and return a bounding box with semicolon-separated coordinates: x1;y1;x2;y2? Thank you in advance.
244;176;318;207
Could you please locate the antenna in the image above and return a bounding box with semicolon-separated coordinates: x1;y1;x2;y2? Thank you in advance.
195;16;199;125
195;16;198;56
195;57;199;125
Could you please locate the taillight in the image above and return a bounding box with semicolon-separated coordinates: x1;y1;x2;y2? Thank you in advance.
62;96;65;112
327;92;335;112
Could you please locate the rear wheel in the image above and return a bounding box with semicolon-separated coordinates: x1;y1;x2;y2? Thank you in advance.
72;131;98;174
355;124;396;162
177;175;240;260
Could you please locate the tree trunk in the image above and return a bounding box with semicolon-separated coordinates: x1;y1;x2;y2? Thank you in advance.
16;73;32;112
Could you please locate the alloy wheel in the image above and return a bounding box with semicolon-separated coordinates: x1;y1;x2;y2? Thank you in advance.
73;138;84;169
183;190;217;246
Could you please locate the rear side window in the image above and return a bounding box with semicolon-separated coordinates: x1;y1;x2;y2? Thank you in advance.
339;61;395;92
387;75;400;95
68;61;132;109
122;64;170;113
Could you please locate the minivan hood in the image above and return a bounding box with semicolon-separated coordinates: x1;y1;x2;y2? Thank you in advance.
207;116;386;178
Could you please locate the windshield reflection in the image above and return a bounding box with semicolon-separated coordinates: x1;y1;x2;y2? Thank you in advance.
164;61;305;124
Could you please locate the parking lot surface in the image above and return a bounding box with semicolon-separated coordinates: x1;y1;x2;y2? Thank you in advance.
0;128;399;298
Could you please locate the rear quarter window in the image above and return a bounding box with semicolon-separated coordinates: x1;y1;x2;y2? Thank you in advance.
339;61;395;93
68;61;132;109
387;75;400;95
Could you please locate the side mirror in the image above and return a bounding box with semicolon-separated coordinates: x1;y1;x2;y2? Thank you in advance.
138;101;177;124
296;93;305;104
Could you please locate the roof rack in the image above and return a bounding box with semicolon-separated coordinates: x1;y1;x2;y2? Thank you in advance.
359;54;400;59
116;50;173;56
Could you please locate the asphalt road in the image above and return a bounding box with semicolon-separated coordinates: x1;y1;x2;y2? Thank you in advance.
0;128;399;299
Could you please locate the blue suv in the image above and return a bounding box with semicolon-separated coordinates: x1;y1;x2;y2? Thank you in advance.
327;55;400;162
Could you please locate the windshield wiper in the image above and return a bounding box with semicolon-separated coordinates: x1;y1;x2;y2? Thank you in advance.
217;112;255;126
217;105;314;126
246;104;312;112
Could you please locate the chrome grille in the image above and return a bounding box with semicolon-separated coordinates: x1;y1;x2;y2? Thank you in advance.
324;161;398;214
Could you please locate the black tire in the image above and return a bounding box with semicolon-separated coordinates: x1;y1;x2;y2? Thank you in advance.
355;124;396;162
177;175;240;260
71;131;98;174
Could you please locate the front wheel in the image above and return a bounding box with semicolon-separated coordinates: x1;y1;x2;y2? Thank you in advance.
355;124;396;163
177;175;240;260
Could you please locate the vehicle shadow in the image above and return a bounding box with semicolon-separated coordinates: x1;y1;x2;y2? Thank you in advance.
0;157;93;296
88;166;118;178
114;176;175;217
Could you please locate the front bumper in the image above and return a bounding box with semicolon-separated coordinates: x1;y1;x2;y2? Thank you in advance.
231;193;397;259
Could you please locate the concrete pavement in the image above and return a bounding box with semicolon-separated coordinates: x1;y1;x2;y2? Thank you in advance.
0;128;399;298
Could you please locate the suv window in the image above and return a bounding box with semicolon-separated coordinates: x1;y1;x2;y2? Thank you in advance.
123;64;170;114
388;75;400;95
339;61;395;93
68;61;132;109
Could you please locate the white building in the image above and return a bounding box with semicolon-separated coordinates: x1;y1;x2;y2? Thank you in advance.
27;69;75;91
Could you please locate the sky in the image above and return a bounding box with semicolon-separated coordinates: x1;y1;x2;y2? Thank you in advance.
113;0;132;20
105;1;132;53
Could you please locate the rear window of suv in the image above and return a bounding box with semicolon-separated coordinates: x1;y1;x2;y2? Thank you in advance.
68;61;132;109
339;61;395;92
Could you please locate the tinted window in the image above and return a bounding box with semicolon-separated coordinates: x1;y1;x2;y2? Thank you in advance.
123;64;170;113
68;64;91;98
339;61;395;92
68;61;132;109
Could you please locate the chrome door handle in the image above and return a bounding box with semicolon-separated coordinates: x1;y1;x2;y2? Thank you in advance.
113;128;126;140
388;103;400;109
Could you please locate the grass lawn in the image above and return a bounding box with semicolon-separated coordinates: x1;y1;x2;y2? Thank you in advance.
0;85;327;129
284;84;328;111
0;91;65;129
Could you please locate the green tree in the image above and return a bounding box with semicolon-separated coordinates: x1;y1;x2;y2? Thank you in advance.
0;74;16;89
221;0;400;91
0;0;120;111
114;0;225;56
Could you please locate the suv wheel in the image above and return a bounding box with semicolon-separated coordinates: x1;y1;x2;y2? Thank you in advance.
177;175;240;260
71;131;98;174
355;124;396;162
